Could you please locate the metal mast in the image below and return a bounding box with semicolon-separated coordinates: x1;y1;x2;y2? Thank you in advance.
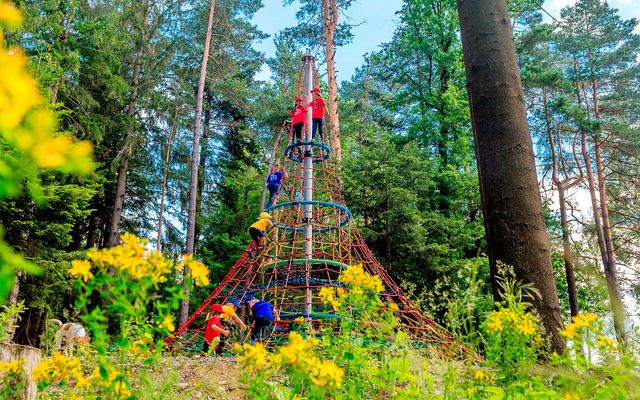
302;54;314;318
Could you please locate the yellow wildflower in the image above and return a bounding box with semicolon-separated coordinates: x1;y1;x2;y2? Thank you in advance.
235;342;268;370
338;263;385;293
0;47;40;129
309;359;344;387
0;358;24;374
187;259;210;287
157;315;175;332
467;387;477;395
597;335;616;350
561;392;580;400
388;302;399;313
485;315;503;333
473;370;487;380
0;1;23;29
69;259;93;283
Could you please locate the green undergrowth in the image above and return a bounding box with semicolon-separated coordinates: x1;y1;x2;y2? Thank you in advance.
1;242;639;399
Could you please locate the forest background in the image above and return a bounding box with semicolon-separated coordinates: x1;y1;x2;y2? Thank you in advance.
1;0;639;354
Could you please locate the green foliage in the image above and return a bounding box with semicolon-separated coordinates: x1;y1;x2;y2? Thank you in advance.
0;300;26;343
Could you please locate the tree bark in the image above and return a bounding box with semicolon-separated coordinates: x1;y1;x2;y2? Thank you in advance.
179;0;216;327
0;343;40;400
544;88;579;317
457;0;565;353
323;0;341;162
157;106;179;251
105;23;144;248
588;52;626;342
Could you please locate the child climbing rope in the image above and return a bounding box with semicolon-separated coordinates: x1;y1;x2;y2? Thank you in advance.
309;87;326;142
245;297;280;344
247;212;275;258
203;304;230;354
218;298;248;354
290;97;306;145
265;162;287;209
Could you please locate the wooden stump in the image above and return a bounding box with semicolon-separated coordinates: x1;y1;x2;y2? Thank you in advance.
1;343;41;400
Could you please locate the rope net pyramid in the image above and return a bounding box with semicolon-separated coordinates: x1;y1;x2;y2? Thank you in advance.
167;56;468;358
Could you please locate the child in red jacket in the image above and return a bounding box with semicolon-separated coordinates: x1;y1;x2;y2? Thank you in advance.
290;96;307;145
309;87;326;142
203;304;230;354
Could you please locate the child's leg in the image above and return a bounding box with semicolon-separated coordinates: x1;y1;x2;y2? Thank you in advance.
318;119;324;142
311;119;319;140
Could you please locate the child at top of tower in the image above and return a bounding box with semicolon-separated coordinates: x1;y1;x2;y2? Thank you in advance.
245;296;280;344
265;162;287;210
290;97;307;145
309;87;326;142
247;212;275;257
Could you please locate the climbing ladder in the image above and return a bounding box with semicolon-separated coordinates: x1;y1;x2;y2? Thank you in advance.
166;55;467;357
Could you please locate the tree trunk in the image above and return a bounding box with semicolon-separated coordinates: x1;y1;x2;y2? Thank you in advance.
179;0;216;327
195;91;212;250
260;123;285;212
0;343;41;400
588;53;626;342
544;87;579;317
557;186;579;317
456;0;565;353
105;40;143;248
157;106;179;251
323;0;341;162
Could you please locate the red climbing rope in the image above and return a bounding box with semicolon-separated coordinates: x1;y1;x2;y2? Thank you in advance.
166;55;469;359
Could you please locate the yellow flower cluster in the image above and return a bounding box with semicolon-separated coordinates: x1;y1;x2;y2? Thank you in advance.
338;263;384;293
178;254;210;287
0;1;22;29
560;313;597;340
561;392;581;400
235;332;344;388
0;3;94;175
69;233;210;287
69;259;93;283
472;369;495;384
597;334;616;351
485;308;538;336
318;286;342;310
157;315;175;333
33;355;133;398
32;353;87;387
0;358;24;375
235;342;269;370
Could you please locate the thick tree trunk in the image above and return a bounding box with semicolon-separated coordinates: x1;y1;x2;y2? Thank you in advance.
157;106;179;251
323;0;341;162
457;0;565;353
179;0;216;327
0;343;40;400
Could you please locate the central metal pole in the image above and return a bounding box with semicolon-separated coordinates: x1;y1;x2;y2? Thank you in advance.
302;54;314;319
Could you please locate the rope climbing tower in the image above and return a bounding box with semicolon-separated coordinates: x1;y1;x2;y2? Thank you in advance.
166;55;467;357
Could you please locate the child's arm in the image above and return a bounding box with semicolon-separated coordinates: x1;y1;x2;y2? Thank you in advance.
233;314;248;331
273;308;280;322
210;324;230;337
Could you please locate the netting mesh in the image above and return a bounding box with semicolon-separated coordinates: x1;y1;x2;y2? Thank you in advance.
165;129;470;358
166;58;470;358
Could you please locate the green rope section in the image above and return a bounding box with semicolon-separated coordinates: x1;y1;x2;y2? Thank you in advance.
260;258;349;271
